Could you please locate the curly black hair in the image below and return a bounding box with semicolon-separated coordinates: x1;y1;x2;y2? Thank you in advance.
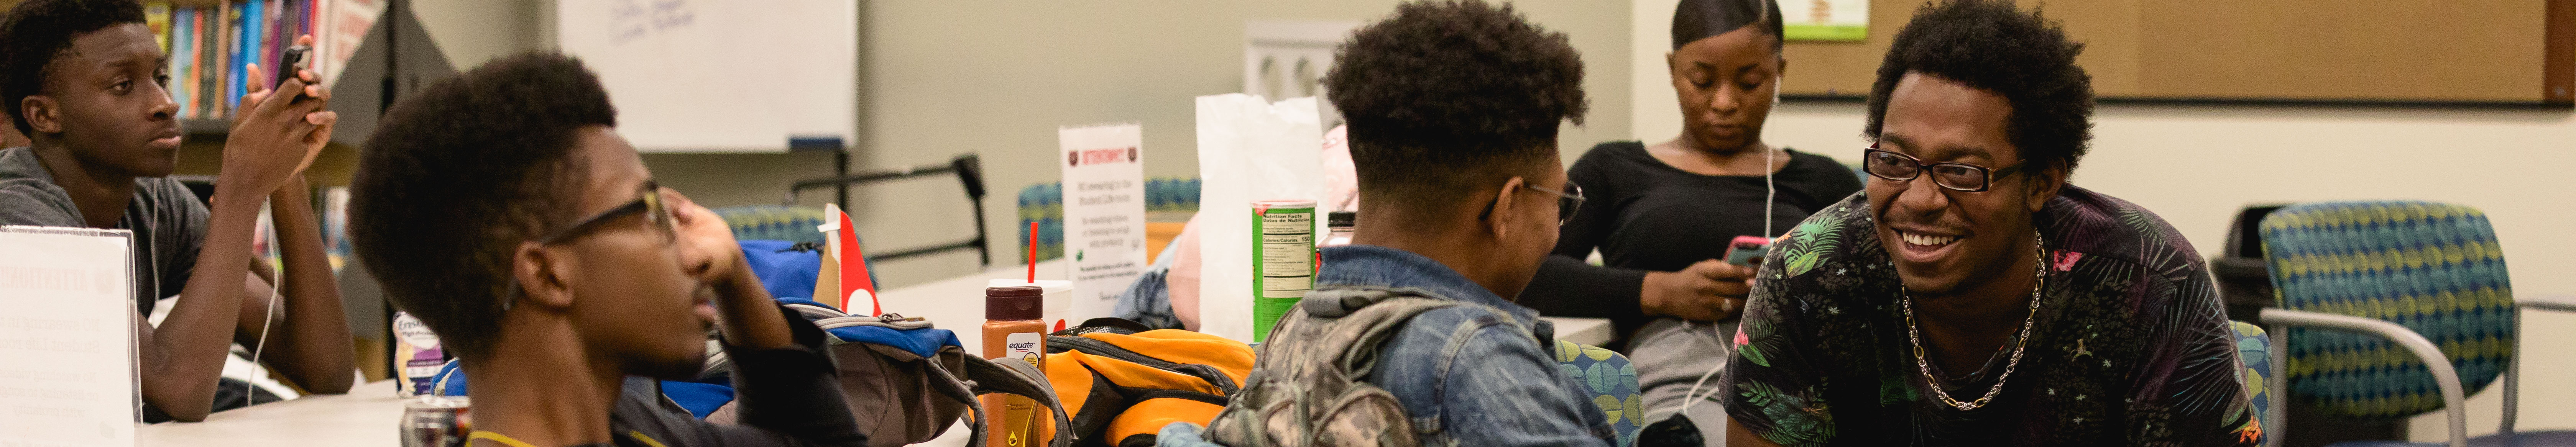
1863;0;2093;172
1673;0;1783;51
1327;0;1586;207
0;0;146;136
349;52;616;358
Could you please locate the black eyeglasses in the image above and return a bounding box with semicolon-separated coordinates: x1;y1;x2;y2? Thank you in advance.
1861;144;2027;192
532;180;677;245
1480;182;1586;225
503;181;678;309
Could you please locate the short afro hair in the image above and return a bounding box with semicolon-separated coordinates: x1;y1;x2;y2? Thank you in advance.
1673;0;1783;51
1327;0;1586;207
350;53;615;358
0;0;146;136
1863;0;2093;172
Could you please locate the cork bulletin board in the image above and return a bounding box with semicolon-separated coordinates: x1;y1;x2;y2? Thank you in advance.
1778;0;2576;106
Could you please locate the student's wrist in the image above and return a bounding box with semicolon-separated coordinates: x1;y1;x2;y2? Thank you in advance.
1638;271;1676;316
207;181;274;213
275;174;308;197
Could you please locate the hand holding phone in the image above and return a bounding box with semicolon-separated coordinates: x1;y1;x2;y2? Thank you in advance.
275;44;310;88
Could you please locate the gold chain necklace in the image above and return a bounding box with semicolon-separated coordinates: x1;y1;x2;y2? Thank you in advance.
1899;232;2045;411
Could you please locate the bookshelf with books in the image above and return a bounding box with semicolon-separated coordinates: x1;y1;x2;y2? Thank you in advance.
138;0;386;135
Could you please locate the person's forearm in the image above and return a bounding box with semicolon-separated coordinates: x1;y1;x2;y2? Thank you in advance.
144;183;269;422
715;265;792;350
261;177;353;393
1517;255;1647;319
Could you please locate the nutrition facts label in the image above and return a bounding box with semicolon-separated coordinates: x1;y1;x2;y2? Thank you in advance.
1253;202;1314;342
1259;213;1315;294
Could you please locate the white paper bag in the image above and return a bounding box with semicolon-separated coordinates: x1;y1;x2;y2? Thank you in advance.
1194;94;1323;342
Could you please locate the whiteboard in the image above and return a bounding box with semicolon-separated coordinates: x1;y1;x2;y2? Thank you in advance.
555;0;857;152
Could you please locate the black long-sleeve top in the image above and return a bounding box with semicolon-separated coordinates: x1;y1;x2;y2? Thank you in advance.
1516;141;1864;347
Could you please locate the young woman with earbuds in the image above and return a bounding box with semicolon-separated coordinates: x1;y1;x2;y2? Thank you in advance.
1514;0;1862;440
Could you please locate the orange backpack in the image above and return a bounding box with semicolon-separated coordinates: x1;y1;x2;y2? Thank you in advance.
1037;327;1255;447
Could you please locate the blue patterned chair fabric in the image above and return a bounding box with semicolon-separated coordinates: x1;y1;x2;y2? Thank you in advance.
1019;183;1066;261
1554;339;1642;447
713;205;830;246
2232;320;2272;443
2259;201;2514;420
1019;178;1200;262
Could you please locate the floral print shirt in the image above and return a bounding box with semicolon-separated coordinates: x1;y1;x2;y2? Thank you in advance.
1720;185;2260;447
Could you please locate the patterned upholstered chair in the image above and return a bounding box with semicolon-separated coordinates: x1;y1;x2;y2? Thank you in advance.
2256;201;2576;447
1019;178;1200;261
2233;321;2274;445
1554;339;1642;447
1019;183;1066;260
713;205;831;245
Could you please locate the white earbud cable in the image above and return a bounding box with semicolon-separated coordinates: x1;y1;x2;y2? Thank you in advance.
245;198;283;401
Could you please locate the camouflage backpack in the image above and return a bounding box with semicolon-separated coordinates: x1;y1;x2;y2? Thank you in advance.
1203;286;1532;447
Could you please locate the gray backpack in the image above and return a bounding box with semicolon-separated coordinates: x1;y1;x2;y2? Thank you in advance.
1203;286;1529;447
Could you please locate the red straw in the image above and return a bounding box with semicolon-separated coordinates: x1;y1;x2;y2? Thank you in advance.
1027;222;1039;283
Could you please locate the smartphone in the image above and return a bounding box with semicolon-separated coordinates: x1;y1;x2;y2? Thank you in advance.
1723;235;1770;266
275;44;311;88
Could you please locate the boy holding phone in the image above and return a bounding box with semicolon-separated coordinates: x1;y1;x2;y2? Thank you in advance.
0;0;352;422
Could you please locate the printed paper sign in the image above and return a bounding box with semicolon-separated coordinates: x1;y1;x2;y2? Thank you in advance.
1783;0;1868;41
0;226;136;445
1060;123;1148;326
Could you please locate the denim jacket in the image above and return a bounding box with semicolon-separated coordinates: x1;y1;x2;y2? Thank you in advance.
1314;245;1614;447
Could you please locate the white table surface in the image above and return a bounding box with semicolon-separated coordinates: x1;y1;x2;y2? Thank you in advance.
874;260;1615;348
138;380;405;446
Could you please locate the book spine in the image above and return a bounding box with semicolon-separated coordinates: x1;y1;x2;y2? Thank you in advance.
191;8;208;118
264;0;281;77
238;0;258;106
311;0;326;81
202;3;225;119
249;0;258;100
145;2;171;51
171;8;192;118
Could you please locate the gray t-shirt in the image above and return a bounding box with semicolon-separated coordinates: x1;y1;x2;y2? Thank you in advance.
0;147;207;314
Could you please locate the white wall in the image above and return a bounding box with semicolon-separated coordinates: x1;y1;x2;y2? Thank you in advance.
1633;0;2576;439
408;0;546;68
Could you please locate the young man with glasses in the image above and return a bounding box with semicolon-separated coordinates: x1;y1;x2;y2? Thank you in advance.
348;54;864;447
1717;1;2258;446
1189;2;1612;445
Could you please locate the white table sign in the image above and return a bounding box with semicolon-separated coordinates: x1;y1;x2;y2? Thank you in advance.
1060;123;1148;327
0;226;137;446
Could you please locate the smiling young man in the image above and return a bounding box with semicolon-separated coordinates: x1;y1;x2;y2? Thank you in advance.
349;53;863;447
0;0;352;422
1716;1;2258;446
